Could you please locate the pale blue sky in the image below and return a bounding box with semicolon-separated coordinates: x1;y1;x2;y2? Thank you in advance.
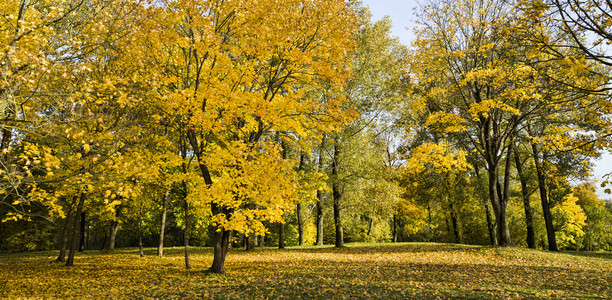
360;0;418;45
361;0;611;199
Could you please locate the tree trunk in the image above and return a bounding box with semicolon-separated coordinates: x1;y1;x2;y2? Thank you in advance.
367;217;373;237
78;211;86;252
246;234;255;251
158;192;169;257
392;214;398;243
56;196;76;262
138;206;144;257
475;165;497;245
278;222;285;249
531;143;558;251
183;189;191;269
66;191;86;266
515;150;536;249
332;140;343;248
296;203;304;246
449;201;461;244
100;233;108;250
316;193;324;246
487;165;513;246
108;207;121;251
296;153;305;246
210;229;231;273
484;201;497;246
315;139;325;246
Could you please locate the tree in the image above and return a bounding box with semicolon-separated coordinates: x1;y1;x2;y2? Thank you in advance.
327;8;409;247
133;0;358;273
409;0;606;247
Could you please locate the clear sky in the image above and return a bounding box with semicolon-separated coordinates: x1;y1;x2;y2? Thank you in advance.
360;0;611;199
360;0;418;45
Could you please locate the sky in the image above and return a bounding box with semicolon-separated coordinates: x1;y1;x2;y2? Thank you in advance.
360;0;612;199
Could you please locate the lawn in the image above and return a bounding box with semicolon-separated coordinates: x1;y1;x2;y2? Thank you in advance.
0;243;610;299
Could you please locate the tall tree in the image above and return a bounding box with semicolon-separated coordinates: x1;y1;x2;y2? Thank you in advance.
409;0;605;246
133;0;358;273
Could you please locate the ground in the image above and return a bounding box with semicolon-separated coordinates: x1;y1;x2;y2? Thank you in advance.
0;243;610;299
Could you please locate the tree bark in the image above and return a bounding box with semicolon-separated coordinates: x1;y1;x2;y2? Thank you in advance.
487;166;513;246
157;192;169;257
210;229;231;273
108;207;121;251
515;150;536;249
475;165;497;245
246;234;255;251
183;185;191;269
138;206;144;257
449;201;461;244
296;153;305;246
484;201;497;246
66;191;86;266
485;132;515;247
316;192;324;246
278;222;285;249
296;204;304;246
531;143;558;251
315;139;325;246
332;140;343;248
392;214;398;243
56;196;76;262
78;211;86;252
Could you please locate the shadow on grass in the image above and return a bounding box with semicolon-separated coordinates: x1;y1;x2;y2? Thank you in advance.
563;250;612;260
280;242;487;254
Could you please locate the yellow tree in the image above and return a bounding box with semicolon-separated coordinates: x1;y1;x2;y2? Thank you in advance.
409;0;605;246
131;0;358;273
404;141;471;243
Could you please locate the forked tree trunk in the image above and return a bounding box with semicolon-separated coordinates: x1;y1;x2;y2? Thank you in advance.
158;192;169;257
488;168;513;246
475;165;497;245
56;213;71;262
531;144;558;251
515;150;536;249
66;191;86;266
486;136;515;247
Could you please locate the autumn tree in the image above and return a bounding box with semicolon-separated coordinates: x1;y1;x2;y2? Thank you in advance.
130;0;358;273
409;0;607;247
327;9;409;247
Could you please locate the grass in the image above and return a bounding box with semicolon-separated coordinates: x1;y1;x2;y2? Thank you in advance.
0;243;611;299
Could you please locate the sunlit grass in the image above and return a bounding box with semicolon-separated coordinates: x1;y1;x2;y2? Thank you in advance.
1;243;610;299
